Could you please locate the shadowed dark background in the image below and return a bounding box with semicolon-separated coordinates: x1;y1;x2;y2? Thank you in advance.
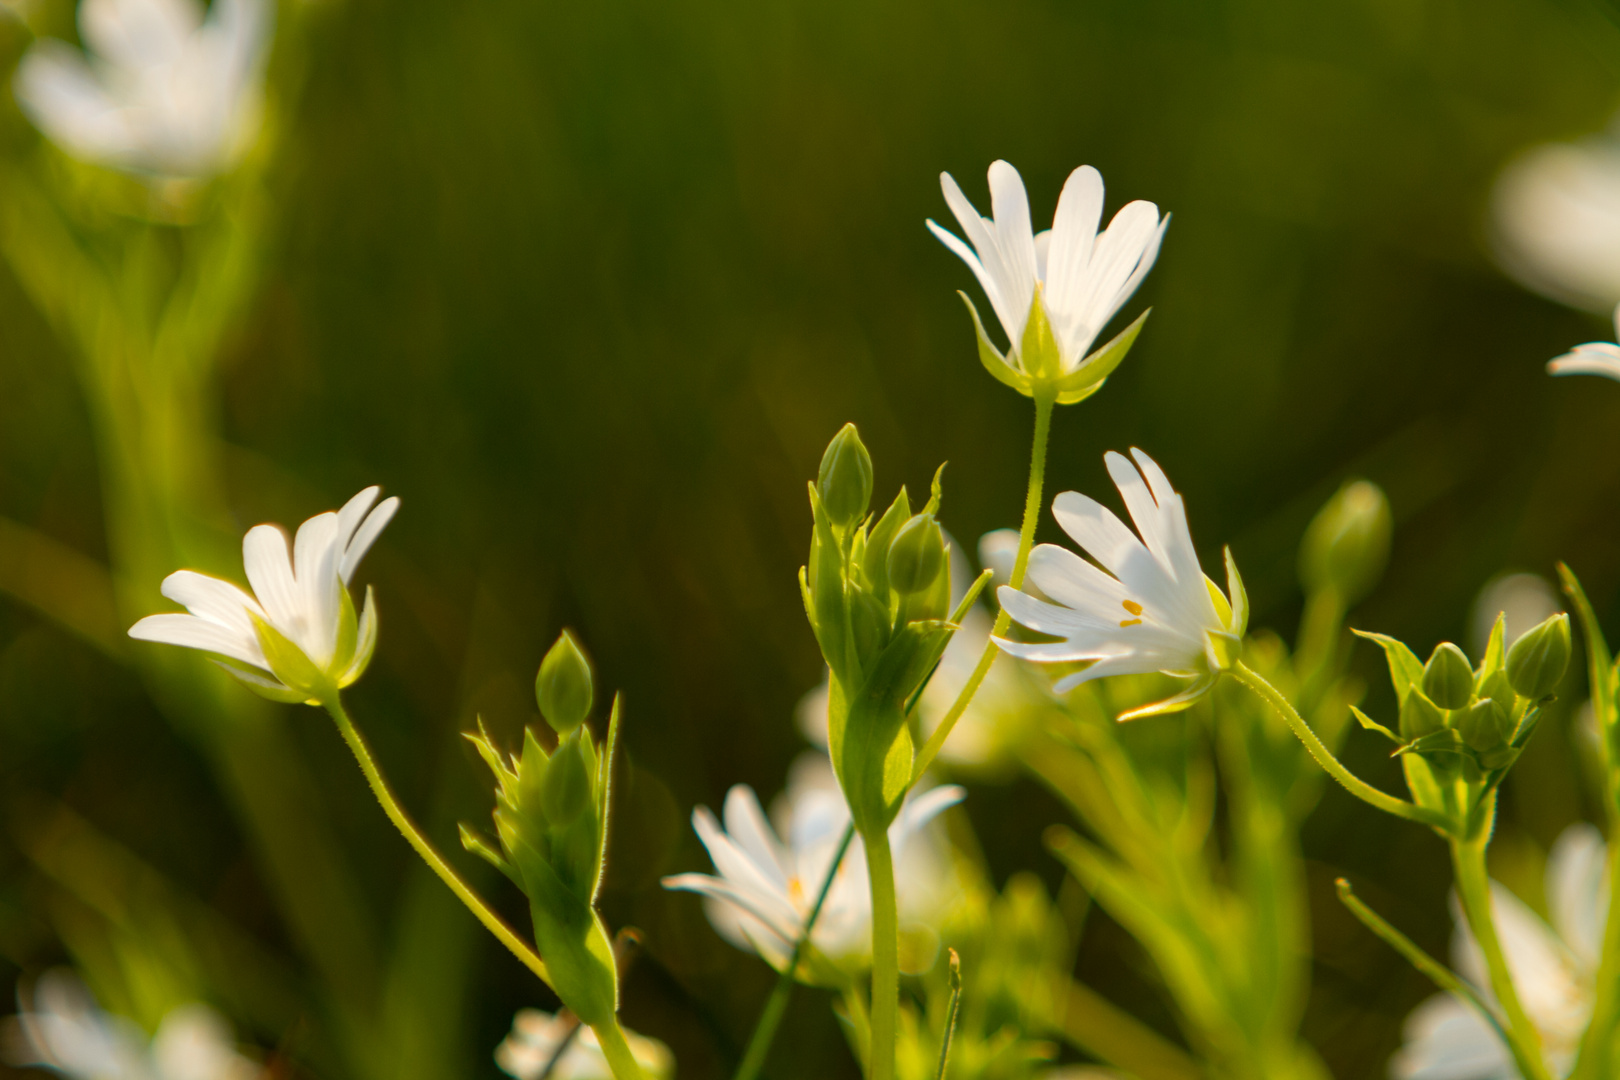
3;0;1620;1076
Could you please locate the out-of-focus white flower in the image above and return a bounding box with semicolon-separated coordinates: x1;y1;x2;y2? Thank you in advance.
928;160;1167;390
14;0;271;178
1546;304;1620;383
978;528;1021;591
3;970;260;1080
1391;823;1610;1080
1492;127;1620;315
662;754;964;984
494;1009;672;1080
128;486;398;703
995;449;1246;721
1470;573;1562;658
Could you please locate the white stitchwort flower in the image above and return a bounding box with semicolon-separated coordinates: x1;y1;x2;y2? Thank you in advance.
128;486;398;703
928;161;1167;398
1391;823;1610;1080
495;1009;672;1080
14;0;271;178
3;970;261;1080
1545;304;1620;383
663;755;964;984
995;449;1246;721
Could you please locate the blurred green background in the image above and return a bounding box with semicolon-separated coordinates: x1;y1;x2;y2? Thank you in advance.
4;0;1620;1076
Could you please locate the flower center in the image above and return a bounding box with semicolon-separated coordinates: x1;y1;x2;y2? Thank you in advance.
1120;599;1144;628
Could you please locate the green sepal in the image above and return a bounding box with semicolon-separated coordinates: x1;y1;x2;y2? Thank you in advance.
959;292;1033;395
1395;729;1465;758
1398;690;1446;740
509;832;618;1026
250;613;331;703
1019;288;1062;382
1224;546;1249;638
1476;613;1506;688
331;585;360;680
1353;629;1425;704
863;488;911;598
808;483;853;683
1053;309;1150;406
1350;705;1400;743
459;823;521;886
593;695;622;903
542;731;591;828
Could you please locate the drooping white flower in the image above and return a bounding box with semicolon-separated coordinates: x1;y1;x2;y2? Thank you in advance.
1546;304;1620;383
128;486;398;703
1391;823;1610;1080
662;754;965;984
928;161;1167;396
994;449;1246;721
1492;127;1620;315
3;970;261;1080
494;1009;672;1080
13;0;271;179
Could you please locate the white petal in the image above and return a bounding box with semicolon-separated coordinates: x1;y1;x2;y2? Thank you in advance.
722;785;792;888
341;495;399;584
991;632;1117;664
689;805;798;929
336;486;381;551
1024;543;1132;616
80;0;200;73
292;511;343;665
1546;822;1609;969
939;172;1024;341
1044;165;1105;334
129;613;267;669
1389;994;1513;1080
987;160;1040;340
160;570;263;634
242;524;300;633
890;784;964;844
12;44;140;166
1548;342;1620;380
1050;491;1152;585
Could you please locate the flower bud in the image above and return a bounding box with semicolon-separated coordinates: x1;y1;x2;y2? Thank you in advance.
1298;480;1392;606
1422;642;1475;710
817;423;874;529
537;630;593;735
542;732;592;827
887;513;945;596
1399;690;1445;740
1506;613;1572;701
1455;698;1512;753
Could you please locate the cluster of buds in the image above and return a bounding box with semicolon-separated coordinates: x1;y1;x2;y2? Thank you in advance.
803;424;974;836
1352;612;1571;827
462;632;621;1028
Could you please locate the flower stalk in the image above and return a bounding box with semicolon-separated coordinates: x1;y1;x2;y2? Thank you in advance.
862;821;900;1080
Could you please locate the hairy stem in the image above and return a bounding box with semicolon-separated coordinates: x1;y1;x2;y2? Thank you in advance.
1450;830;1553;1080
321;695;552;987
1230;662;1451;831
914;392;1053;779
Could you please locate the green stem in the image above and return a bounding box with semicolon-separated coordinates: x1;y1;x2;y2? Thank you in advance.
321;695;553;987
933;950;963;1080
733;824;857;1080
1230;662;1452;831
914;392;1053;779
1450;830;1554;1080
863;823;900;1080
593;1017;651;1080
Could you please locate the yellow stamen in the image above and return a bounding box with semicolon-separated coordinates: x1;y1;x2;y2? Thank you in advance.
1122;600;1143;616
1119;618;1143;627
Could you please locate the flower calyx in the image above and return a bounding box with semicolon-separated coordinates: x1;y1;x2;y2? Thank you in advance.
961;290;1149;406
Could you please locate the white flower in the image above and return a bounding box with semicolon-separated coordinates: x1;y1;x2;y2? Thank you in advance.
1546;304;1620;383
13;0;270;178
928;160;1167;391
128;486;398;702
662;754;964;984
994;449;1246;721
1391;823;1609;1080
3;970;260;1080
494;1009;672;1080
1492;128;1620;315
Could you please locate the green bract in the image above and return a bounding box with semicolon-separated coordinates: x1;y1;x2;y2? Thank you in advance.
462;700;622;1027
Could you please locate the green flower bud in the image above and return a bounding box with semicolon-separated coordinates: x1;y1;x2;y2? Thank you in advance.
1399;690;1445;740
817;423;874;529
542;731;592;827
1422;642;1475;710
1455;698;1512;753
849;583;892;661
1298;480;1392;606
888;513;945;596
537;630;593;735
1506;613;1572;701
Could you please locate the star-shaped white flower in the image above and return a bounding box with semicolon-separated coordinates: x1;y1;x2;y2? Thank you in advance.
1547;303;1620;382
4;969;261;1080
928;161;1168;400
13;0;270;179
994;448;1246;721
494;1009;672;1080
128;486;398;703
1391;824;1609;1080
662;756;964;984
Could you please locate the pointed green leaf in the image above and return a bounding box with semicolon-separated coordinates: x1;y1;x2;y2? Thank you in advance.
1353;629;1425;703
959;291;1032;395
1053;309;1150;405
1350;705;1400;743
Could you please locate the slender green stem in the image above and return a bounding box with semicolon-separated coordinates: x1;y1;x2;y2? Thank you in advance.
1230;662;1452;831
1450;831;1553;1080
592;1017;650;1080
321;695;553;986
933;950;963;1080
863;823;900;1080
915;392;1053;779
733;824;858;1080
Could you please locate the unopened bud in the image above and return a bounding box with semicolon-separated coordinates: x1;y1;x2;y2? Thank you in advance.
887;513;945;595
1298;480;1392;606
1399;690;1445;740
1455;698;1512;753
1422;642;1475;710
542;732;592;827
1506;613;1571;701
537;630;594;735
817;423;874;529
